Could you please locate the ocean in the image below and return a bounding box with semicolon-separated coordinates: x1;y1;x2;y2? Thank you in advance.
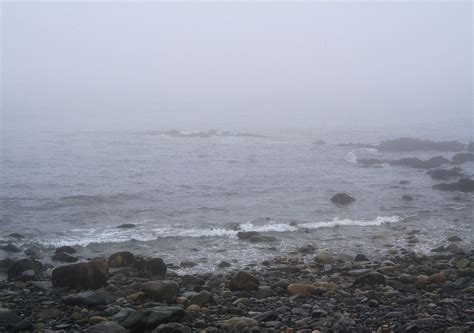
1;126;473;274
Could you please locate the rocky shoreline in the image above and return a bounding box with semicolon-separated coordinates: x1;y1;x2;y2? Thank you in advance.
1;237;473;332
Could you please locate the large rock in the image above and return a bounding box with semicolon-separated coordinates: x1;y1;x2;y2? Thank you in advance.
389;156;450;169
221;317;258;330
55;246;76;254
141;280;180;301
62;290;113;306
427;169;464;180
0;308;21;329
377;138;465;152
229;271;259;292
121;306;185;332
146;258;167;276
1;243;21;253
52;252;78;263
7;259;42;282
237;231;260;240
314;251;333;264
433;178;474;192
354;272;386;286
287;283;316;297
452;152;474;164
108;251;135;268
87;322;127;333
330;193;355;205
152;323;192;333
116;223;137;229
188;290;213;306
52;261;108;290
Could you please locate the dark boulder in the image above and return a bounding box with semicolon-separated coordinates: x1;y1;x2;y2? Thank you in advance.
121;306;185;332
1;243;21;253
354;272;386;286
330;193;355;205
0;308;21;330
0;258;13;270
451;152;474;164
55;246;76;254
218;261;231;268
62;290;113;306
377;138;465;152
427;168;464;180
145;258;167;276
249;235;277;242
8;233;24;240
152;323;192;333
7;259;42;281
141;280;180;301
237;231;260;240
116;223;137;229
52;252;78;263
108;251;135;268
229;271;259;292
433;178;474;192
357;158;387;166
52;261;108;290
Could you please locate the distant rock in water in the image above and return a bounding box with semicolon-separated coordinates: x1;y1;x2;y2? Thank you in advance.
451;152;474;164
358;156;450;169
116;223;137;229
468;141;474;152
337;142;375;149
55;246;76;254
377;137;465;152
433;178;474;192
151;129;265;139
313;140;326;145
402;195;414;201
330;193;356;205
427;168;464;180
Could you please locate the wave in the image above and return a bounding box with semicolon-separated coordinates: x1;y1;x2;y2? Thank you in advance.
33;216;401;247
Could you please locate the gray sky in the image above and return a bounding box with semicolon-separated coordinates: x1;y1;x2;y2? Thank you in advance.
1;1;472;132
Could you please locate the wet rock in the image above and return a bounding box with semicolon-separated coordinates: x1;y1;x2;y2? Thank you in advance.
221;317;258;330
8;233;24;240
24;246;42;257
141;280;180;301
451;152;474;164
0;308;21;329
433;178;474;192
180;260;197;268
237;231;260;240
427;169;464;180
121;306;185;332
52;260;108;290
218;261;231;268
314;251;333;264
354;272;386;286
116;223;137;229
287;284;316;297
1;243;21;253
330;193;355;205
62;290;113;306
188;290;212;306
108;251;134;268
0;258;13;270
145;258;167;276
390;156;450;169
87;322;127;333
468;141;474;152
402;195;414;201
446;243;464;254
298;245;316;253
229;271;259;292
55;245;76;254
354;254;369;262
249;235;277;242
52;251;79;263
38;308;63;320
447;236;462;242
377;138;465;152
152;323;192;333
7;258;42;281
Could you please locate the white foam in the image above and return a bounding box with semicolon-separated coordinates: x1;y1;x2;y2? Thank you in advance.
345;152;357;163
35;216;401;247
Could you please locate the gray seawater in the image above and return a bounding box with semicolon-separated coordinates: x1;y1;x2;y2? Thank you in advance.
1;127;473;273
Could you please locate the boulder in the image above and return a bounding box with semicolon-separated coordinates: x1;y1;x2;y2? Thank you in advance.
221;317;258;330
451;152;474;164
146;258;167;276
1;243;21;253
314;251;333;264
52;261;108;290
121;306;185;332
229;271;259;292
87;322;127;333
62;290;113;306
389;156;450;169
188;290;212;306
7;259;42;281
427;169;464;180
377;138;465;152
8;233;24;240
249;235;277;242
152;323;192;333
354;272;386;286
116;223;137;229
433;178;474;192
108;251;135;268
330;193;355;205
354;254;369;262
287;283;316;297
218;261;231;268
0;308;21;329
55;246;76;254
237;231;260;240
52;252;78;263
141;280;180;301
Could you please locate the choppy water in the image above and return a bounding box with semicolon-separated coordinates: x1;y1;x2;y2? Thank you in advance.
1;127;473;272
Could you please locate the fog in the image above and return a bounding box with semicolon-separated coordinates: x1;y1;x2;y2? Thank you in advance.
1;1;472;133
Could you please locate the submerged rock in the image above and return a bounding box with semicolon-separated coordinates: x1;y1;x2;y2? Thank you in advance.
330;193;355;205
451;152;474;164
116;223;137;229
52;252;78;263
377;138;465;152
433;178;474;192
389;156;450;169
7;233;24;240
237;231;260;240
427;168;464;180
1;243;21;253
229;271;259;292
52;261;108;290
55;246;76;254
